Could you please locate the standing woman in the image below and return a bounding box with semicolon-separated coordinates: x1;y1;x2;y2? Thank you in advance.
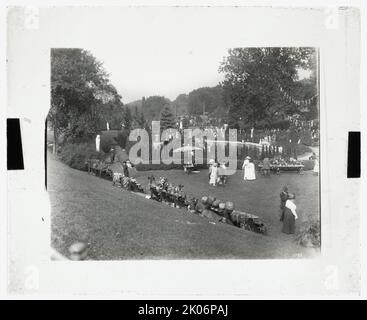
242;156;250;180
313;156;319;176
246;159;256;181
279;186;289;221
209;163;218;186
281;193;298;234
208;159;215;182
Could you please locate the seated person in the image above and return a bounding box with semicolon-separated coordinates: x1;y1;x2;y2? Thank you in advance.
122;161;129;177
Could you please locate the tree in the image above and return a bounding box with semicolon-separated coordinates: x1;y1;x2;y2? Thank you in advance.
121;107;132;131
100;100;124;131
49;48;121;151
115;129;129;149
219;47;318;129
134;106;139;118
142;96;171;121
187;86;226;116
160;104;176;130
137;111;145;128
173;93;189;116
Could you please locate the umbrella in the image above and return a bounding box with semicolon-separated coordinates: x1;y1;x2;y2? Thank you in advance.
173;146;203;153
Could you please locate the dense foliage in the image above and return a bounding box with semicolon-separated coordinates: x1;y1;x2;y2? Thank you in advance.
160;104;176;130
219;47;318;129
49;49;123;150
58;142;104;171
187;86;227;117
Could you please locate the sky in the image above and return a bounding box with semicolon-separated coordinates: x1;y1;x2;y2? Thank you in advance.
44;7;313;105
90;46;228;104
90;46;312;104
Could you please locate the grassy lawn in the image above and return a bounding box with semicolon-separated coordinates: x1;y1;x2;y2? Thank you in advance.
135;168;320;240
49;153;320;260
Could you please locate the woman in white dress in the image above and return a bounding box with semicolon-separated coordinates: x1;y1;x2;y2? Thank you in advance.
246;159;256;181
313;157;319;175
208;159;215;182
209;163;218;186
242;156;250;180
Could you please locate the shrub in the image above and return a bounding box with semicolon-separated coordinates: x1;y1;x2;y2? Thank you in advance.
295;144;312;156
135;163;192;171
134;160;260;172
301;160;315;171
269;119;290;130
296;219;321;248
58;142;104;171
100;134;117;153
115;130;129;149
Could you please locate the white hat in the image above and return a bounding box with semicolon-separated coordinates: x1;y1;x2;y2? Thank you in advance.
208;159;215;164
246;156;251;160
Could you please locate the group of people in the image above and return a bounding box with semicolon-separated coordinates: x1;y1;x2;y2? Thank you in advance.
242;156;300;235
207;155;257;186
121;160;134;178
208;159;228;186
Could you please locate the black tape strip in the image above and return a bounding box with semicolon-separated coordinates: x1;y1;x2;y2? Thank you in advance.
347;131;360;178
7;118;24;170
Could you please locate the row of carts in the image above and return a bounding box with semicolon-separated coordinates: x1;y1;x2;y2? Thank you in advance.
148;176;267;235
85;159;267;235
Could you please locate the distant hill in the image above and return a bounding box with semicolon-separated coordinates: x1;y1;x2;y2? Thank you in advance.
125;99;143;111
126;96;171;122
172;93;189;116
186;85;226;116
124;85;226;121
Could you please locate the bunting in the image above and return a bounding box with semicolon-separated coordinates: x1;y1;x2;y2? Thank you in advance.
277;83;318;106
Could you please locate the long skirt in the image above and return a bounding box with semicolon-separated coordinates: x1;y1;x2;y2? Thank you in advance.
282;208;295;234
245;165;256;180
279;207;285;221
313;160;319;174
209;173;217;185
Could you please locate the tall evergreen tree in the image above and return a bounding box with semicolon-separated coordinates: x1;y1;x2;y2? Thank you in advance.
138;111;145;128
122;107;132;131
160;104;176;130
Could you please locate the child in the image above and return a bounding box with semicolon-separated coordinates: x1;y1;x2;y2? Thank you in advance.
262;157;271;177
218;162;228;186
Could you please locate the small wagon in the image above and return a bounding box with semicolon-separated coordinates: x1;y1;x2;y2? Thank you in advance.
230;210;267;234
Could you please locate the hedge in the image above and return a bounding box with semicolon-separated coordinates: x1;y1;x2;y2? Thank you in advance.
135;159;314;172
100;134;117;153
58;142;104;171
57;141;314;173
300;160;315;171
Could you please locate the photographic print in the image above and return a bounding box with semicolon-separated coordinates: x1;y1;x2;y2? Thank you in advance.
47;46;320;260
6;5;361;296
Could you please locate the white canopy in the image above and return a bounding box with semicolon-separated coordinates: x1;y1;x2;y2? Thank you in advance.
173;146;203;153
